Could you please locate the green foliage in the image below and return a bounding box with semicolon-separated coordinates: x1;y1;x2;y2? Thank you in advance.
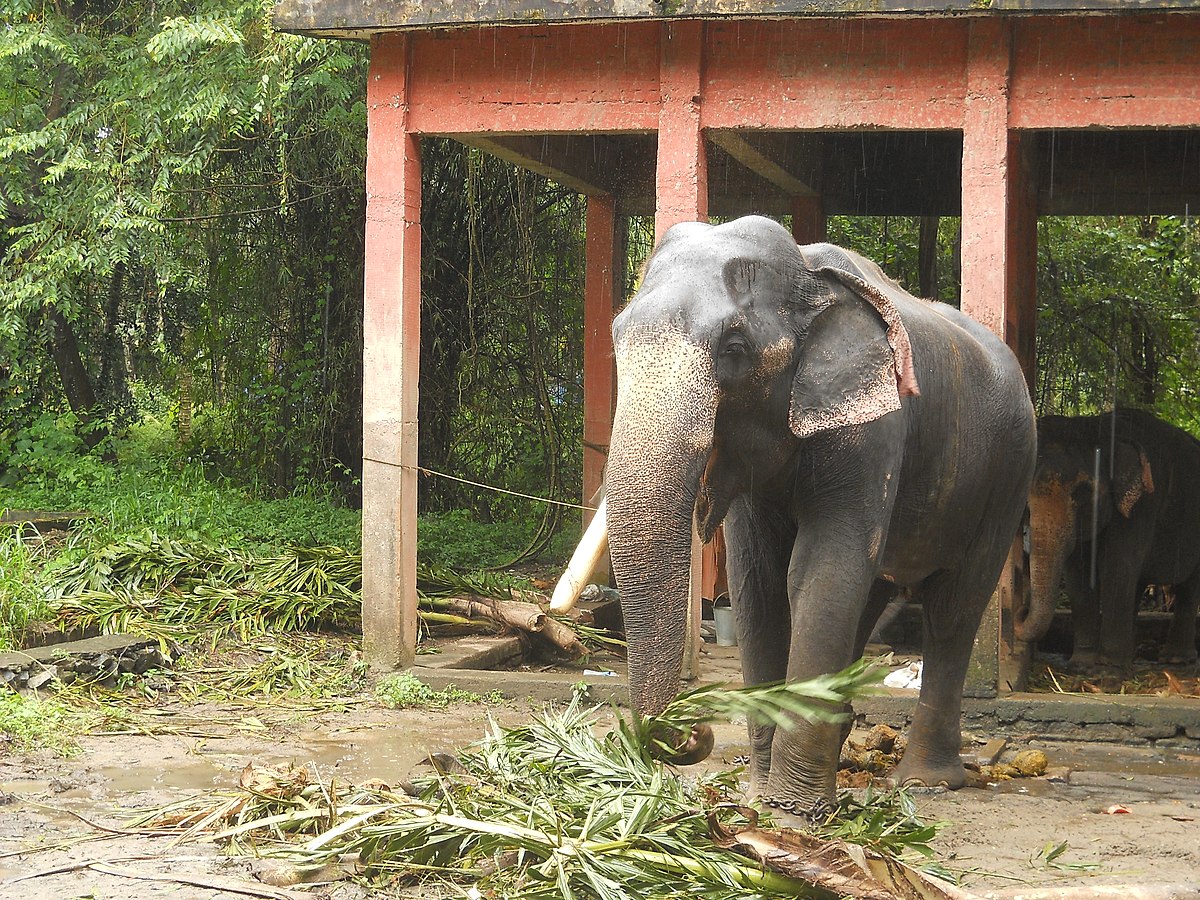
0;527;56;650
0;0;368;487
635;658;885;760
0;420;361;550
819;788;942;862
1036;215;1200;429
826;215;961;302
0;691;84;755
51;535;363;647
417;508;566;569
374;673;502;709
135;693;947;899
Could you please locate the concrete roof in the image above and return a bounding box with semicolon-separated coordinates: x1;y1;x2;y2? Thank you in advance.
274;0;1200;39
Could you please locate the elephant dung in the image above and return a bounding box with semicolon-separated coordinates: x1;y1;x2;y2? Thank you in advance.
862;723;899;754
1010;748;1049;777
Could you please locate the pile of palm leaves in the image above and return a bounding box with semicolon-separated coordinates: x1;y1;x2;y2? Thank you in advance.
47;532;577;651
133;663;963;899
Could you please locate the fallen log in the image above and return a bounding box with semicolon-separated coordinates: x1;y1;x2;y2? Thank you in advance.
425;595;586;658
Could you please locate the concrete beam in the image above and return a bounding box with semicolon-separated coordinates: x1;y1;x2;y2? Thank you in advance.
456;134;647;200
708;130;818;198
274;1;1200;40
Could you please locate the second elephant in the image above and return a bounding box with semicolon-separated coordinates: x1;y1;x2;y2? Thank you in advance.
1024;409;1200;668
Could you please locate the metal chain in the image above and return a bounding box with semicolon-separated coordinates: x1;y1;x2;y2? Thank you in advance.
764;795;835;820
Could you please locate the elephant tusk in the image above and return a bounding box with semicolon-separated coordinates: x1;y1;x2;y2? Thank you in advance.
550;497;609;613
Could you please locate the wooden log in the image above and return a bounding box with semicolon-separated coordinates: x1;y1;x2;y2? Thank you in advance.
427;596;586;657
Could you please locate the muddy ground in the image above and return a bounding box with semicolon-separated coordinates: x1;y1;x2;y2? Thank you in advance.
0;691;1198;900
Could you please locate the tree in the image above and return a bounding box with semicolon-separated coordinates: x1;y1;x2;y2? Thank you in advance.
0;0;368;484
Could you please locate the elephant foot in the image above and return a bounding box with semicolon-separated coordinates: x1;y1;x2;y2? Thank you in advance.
761;793;836;823
890;755;966;791
648;723;714;766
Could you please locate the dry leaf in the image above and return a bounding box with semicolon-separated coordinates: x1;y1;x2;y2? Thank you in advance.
708;808;977;900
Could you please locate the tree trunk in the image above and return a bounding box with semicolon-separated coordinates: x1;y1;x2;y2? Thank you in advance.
918;216;940;300
47;308;106;450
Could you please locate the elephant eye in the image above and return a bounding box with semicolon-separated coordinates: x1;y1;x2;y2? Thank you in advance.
722;337;749;357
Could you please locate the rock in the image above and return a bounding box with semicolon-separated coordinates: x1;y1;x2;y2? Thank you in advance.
26;667;57;690
1011;748;1049;777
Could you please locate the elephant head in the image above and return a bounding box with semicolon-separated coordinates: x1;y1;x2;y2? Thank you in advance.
601;216;919;736
1020;416;1155;646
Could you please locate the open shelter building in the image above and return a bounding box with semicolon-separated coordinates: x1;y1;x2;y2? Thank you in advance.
272;0;1200;695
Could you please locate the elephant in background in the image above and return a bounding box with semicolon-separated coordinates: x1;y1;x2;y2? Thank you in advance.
1023;409;1200;669
572;216;1036;810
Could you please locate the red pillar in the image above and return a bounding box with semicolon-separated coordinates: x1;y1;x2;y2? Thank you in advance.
960;19;1037;695
1006;132;1038;393
791;195;827;245
655;21;709;676
362;34;421;671
584;195;617;532
656;21;708;240
961;20;1014;339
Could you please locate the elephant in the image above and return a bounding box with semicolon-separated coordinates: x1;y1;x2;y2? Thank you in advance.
1023;409;1200;669
556;215;1036;810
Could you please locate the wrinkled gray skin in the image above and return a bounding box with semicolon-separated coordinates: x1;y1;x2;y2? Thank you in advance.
1024;410;1200;669
606;216;1036;809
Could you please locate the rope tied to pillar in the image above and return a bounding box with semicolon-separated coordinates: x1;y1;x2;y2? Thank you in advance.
361;456;600;511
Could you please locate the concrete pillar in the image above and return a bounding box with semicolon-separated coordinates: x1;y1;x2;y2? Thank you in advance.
362;33;422;671
960;19;1037;695
656;20;708;240
583;195;620;585
583;195;618;527
655;20;708;678
791;195;827;245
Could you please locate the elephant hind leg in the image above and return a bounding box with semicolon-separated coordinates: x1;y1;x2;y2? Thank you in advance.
1162;575;1200;665
891;569;992;791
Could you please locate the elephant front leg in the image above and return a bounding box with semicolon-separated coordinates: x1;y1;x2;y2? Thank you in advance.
1097;556;1142;668
765;532;885;809
1065;550;1101;667
723;500;793;797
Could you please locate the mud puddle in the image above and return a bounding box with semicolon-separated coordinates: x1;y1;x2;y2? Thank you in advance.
2;704;1199;899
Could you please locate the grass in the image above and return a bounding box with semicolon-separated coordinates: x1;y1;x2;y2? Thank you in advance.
374;673;503;709
0;528;57;650
0;691;90;756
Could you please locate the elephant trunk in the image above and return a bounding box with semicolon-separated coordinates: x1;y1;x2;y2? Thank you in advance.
1022;491;1074;644
605;332;718;720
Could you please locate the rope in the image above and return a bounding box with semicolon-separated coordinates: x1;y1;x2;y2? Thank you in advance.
361;456;598;511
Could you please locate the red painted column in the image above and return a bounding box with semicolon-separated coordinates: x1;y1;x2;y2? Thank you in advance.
362;33;421;671
655;21;709;676
960;19;1013;340
656;21;708;241
960;20;1038;695
583;195;617;528
1006;132;1038;393
791;195;827;245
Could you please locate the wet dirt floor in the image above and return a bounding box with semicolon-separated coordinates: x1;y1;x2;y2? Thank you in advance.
0;693;1197;900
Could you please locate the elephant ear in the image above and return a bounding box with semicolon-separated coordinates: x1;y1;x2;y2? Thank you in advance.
1112;441;1155;518
788;262;920;440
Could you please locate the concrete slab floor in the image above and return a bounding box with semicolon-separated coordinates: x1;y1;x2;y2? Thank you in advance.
413;638;1200;748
